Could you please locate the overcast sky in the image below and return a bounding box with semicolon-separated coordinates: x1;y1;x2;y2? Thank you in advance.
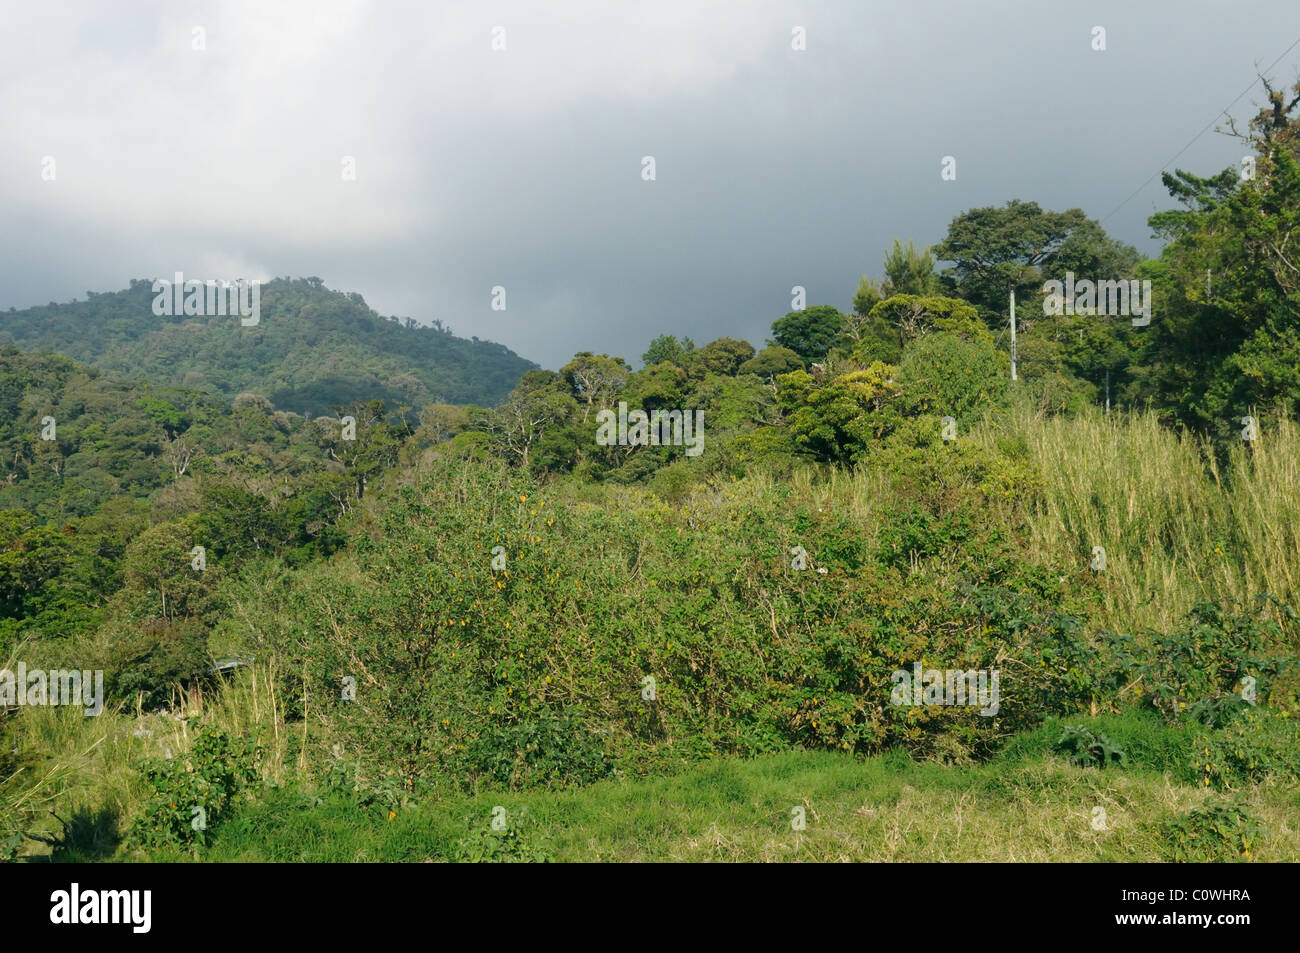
3;1;1299;370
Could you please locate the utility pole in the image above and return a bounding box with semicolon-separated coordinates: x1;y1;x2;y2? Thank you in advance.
1009;288;1018;381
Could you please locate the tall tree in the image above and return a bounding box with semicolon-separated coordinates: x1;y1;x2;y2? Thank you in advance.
690;337;755;376
471;370;577;469
770;305;846;363
882;240;941;296
1147;168;1240;241
641;335;695;368
561;352;630;422
931;201;1138;327
1143;77;1300;433
852;275;884;317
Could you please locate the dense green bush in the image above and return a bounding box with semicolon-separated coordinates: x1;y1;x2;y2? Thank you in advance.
1127;597;1295;721
1160;797;1265;861
128;725;260;850
1054;724;1126;768
896;330;1008;420
1194;706;1300;789
450;809;555;863
232;457;1145;794
464;710;614;791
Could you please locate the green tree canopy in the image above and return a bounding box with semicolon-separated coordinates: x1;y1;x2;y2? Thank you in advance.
691;337;755;377
641;334;695;368
770;305;846;363
739;346;804;378
932;201;1139;327
882;240;941;296
1141;76;1300;433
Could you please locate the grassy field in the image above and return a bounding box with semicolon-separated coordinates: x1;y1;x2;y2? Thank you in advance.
16;710;1297;862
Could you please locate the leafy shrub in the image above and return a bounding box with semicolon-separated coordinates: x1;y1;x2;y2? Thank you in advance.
896;330;1008;420
1186;693;1254;729
875;504;972;570
464;711;614;792
1160;797;1264;861
0;832;21;862
322;757;411;812
241;457;1297;793
450;809;554;863
1132;597;1294;721
108;617;210;710
1194;706;1300;789
648;461;700;504
128;724;260;850
246;459;1114;782
1054;724;1126;768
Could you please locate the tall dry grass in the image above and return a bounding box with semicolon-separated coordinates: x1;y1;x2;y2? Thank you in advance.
972;406;1300;633
1;660;292;857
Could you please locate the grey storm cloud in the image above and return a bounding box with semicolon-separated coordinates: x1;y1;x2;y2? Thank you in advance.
1;0;1297;369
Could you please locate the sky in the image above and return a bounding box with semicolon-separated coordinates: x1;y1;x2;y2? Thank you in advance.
2;0;1299;370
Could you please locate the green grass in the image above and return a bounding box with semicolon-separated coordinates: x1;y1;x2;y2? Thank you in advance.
117;712;1298;863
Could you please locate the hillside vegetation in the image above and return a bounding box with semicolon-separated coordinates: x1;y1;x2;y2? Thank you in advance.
0;277;535;413
3;76;1300;863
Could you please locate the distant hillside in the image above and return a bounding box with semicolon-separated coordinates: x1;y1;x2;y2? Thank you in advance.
0;277;536;413
0;346;412;523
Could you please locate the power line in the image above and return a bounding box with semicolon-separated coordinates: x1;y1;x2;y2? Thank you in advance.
1100;34;1300;225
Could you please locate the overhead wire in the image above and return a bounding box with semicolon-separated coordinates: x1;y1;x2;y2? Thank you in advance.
1100;34;1300;225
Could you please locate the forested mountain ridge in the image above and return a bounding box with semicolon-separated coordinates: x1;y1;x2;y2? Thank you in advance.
0;276;536;413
